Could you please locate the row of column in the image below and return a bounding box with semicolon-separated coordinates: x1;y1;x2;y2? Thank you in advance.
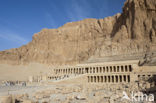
88;75;130;83
55;68;85;74
54;65;132;74
48;76;61;80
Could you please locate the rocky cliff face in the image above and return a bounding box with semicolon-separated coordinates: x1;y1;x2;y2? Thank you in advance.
0;0;156;65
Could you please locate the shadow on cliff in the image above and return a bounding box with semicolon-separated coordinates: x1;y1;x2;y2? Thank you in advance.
110;0;136;39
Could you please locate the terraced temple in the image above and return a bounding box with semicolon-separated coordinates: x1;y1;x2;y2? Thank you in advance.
42;60;156;85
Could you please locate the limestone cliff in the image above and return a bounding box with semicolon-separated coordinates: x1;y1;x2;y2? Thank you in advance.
0;0;156;65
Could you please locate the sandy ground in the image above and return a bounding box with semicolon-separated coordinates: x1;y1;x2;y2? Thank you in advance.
0;83;146;103
0;63;52;82
0;85;55;96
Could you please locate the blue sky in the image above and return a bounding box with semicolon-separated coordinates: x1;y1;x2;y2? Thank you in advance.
0;0;125;51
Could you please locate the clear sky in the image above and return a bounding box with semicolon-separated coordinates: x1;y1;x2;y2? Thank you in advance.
0;0;125;51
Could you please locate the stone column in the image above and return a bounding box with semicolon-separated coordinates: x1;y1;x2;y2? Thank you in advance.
97;67;98;73
78;68;80;74
95;67;97;73
81;68;83;74
56;69;57;74
110;66;112;72
98;67;100;73
114;75;116;83
84;68;86;74
60;69;62;74
101;76;103;83
103;76;105;83
120;66;122;72
76;68;77;74
62;68;64;74
95;76;97;83
125;75;127;82
111;66;113;72
89;76;91;82
60;69;61;74
127;66;129;72
107;76;109;83
71;68;73;74
88;68;89;74
90;67;92;73
104;76;105;82
103;67;105;73
105;76;107;83
93;67;95;73
75;68;76;74
123;75;125;82
123;66;125;72
125;65;127;72
69;68;70;74
117;66;120;72
109;76;111;83
66;69;68;74
101;67;103;73
70;69;72;74
88;76;90;83
101;67;102;73
92;76;94;83
54;69;55;74
106;66;109;72
99;76;101;82
93;76;95;83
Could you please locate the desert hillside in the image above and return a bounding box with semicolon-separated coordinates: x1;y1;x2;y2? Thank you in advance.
0;0;156;66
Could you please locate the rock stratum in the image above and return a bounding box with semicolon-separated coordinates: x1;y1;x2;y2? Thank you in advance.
0;0;156;66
